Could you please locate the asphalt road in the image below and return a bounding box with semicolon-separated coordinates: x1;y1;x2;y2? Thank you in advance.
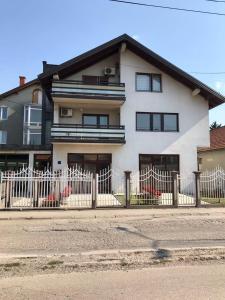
0;264;225;299
1;210;225;256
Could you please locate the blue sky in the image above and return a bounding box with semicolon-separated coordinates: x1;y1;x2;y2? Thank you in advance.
0;0;225;124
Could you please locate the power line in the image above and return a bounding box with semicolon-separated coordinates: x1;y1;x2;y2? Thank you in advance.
190;71;225;75
203;0;225;3
109;0;225;16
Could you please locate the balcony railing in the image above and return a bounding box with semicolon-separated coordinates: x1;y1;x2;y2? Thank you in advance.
51;80;126;102
51;124;125;144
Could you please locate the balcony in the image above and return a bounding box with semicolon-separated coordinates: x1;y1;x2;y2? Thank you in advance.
51;124;125;144
51;80;126;105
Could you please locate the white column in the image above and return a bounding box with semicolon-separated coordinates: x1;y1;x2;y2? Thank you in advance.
28;152;34;169
54;103;59;123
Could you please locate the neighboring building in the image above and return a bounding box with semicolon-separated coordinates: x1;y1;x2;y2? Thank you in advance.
0;34;224;175
198;126;225;171
0;77;51;170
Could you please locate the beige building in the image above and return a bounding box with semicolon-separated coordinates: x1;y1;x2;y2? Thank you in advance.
198;126;225;171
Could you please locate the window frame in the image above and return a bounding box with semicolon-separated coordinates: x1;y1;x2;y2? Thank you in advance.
82;114;109;128
135;73;162;93
139;154;180;173
136;112;179;132
0;106;8;121
0;130;7;144
23;128;42;145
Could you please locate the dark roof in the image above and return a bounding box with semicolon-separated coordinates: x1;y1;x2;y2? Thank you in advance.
38;33;225;109
0;78;39;99
199;126;225;152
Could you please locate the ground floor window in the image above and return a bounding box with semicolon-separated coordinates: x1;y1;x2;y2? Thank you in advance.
0;154;29;171
139;154;179;172
68;153;111;173
34;154;52;170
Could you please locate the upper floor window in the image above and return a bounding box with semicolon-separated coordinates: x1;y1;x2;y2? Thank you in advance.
136;73;162;92
23;129;41;145
32;89;42;105
82;75;108;85
0;107;8;120
83;114;109;127
0;130;7;144
24;105;42;126
136;112;178;132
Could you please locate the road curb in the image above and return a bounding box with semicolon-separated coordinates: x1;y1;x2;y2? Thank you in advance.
1;207;225;221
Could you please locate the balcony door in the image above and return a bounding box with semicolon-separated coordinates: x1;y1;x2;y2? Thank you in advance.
82;114;109;128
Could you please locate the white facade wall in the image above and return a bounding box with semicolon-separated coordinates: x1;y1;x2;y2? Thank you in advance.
53;49;210;177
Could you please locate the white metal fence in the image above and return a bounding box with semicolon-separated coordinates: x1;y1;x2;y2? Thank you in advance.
200;166;225;205
2;166;225;210
130;167;173;206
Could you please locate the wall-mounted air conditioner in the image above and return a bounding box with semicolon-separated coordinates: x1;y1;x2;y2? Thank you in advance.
104;67;116;76
60;107;73;117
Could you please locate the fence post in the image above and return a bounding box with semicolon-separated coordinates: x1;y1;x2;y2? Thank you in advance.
5;179;11;208
55;179;61;207
171;171;178;207
193;171;201;207
92;173;97;209
33;180;39;208
124;171;131;208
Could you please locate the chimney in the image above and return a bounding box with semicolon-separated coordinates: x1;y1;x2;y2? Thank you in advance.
42;61;47;72
19;76;26;86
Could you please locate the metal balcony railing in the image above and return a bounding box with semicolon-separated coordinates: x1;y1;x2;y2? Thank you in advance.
51;124;125;144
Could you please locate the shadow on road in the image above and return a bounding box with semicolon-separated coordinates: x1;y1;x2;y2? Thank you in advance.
116;226;170;259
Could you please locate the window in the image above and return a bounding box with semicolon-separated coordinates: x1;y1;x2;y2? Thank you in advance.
152;74;162;92
139;154;179;172
136;112;178;132
32;89;42;105
23;129;41;145
82;75;108;85
152;113;161;131
0;131;7;144
136;73;162;92
0;154;28;171
164;114;178;132
68;153;111;173
136;113;150;130
83;114;109;127
23;105;42;145
136;74;151;91
0;107;8;120
24;105;42;126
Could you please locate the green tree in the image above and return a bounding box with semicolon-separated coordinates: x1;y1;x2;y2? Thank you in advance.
210;121;222;130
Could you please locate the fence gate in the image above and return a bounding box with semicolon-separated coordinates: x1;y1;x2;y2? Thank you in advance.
130;167;173;206
178;173;196;206
97;167;125;207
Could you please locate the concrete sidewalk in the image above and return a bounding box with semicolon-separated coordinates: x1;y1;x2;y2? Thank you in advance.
0;207;225;220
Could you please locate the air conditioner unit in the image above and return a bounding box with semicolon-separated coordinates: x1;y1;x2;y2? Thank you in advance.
104;67;116;76
60;107;73;117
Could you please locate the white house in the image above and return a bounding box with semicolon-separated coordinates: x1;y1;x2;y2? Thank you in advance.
0;34;224;177
41;34;224;177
